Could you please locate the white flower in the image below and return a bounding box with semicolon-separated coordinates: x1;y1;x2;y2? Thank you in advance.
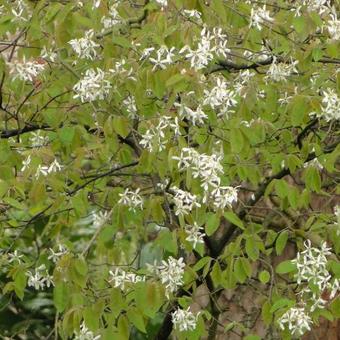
183;9;202;20
326;11;340;41
317;88;340;121
185;222;205;248
92;0;101;9
303;158;324;170
149;46;176;71
171;186;201;216
209;185;238;210
157;257;185;296
68;30;99;60
109;268;145;290
29;131;49;147
278;306;312;336
8;57;45;82
301;0;330;14
48;245;68;263
92;210;111;228
265;57;299;82
174;103;207;126
11;0;31;22
172;307;198;332
101;4;123;30
21;155;31;171
40;46;57;62
74;322;101;340
73;68;112;103
26;265;54;290
155;0;168;7
249;5;274;31
35;164;49;179
48;159;63;174
123;95;137;118
118;188;143;211
8;250;24;264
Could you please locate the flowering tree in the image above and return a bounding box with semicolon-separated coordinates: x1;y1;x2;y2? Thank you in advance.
0;0;339;339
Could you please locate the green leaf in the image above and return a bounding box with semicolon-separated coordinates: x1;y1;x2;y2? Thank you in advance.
113;116;130;138
234;258;247;283
127;307;146;333
276;260;296;274
53;282;69;313
275;231;289;256
224;211;244;230
245;237;259;261
270;298;294;313
230;128;244;153
259;270;270;284
330;297;340;318
58;127;75;145
205;213;220;236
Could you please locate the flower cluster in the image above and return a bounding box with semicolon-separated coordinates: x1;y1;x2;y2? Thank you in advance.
265;57;299;82
35;159;63;179
203;77;237;118
118;188;143;211
26;265;54;290
101;4;122;30
278;241;340;335
140;116;180;152
154;256;185;297
319;88;340;121
74;322;101;340
109;59;136;81
8;57;45;82
171;186;201;216
8;250;24;264
68;29;99;60
29;131;49;147
326;11;340;41
149;46;176;71
172;307;199;332
122;95;137;118
48;244;68;263
180;27;230;70
249;5;274;31
174;103;207;126
109;268;145;290
92;210;111;228
73;68;112;102
185;222;205;248
277;306;312;336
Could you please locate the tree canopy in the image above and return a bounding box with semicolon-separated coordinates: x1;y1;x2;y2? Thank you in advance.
0;0;339;339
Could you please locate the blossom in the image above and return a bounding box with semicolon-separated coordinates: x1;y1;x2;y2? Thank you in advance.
35;164;49;179
40;46;57;62
171;186;201;216
303;158;324;170
101;4;123;30
249;5;274;31
29;131;49;147
109;268;145;290
8;57;45;82
172;307;198;332
68;30;99;60
48;159;63;173
8;250;24;264
74;322;101;340
155;0;168;7
21;155;31;171
48;244;68;263
277;306;312;336
26;265;54;290
174;103;207;126
318;88;340;121
265;57;299;82
209;185;238;210
118;188;143;211
183;9;202;20
326;11;340;41
149;46;176;71
92;210;111;228
157;256;185;296
123;95;137;118
73;68;112;102
185;222;205;248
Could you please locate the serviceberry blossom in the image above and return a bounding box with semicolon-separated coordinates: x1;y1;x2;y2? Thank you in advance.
73;68;112;102
157;256;185;296
249;5;274;30
48;159;63;173
35;164;49;179
8;250;24;264
203;77;237;118
8;57;45;82
185;222;205;248
174;103;207;126
171;186;201;216
122;95;137;118
11;0;31;22
318;88;340;121
118;188;143;211
21;155;31;172
109;59;136;81
301;0;330;14
277;306;312;336
92;210;111;228
265;57;299;82
303;158;324;170
172;307;198;332
209;185;239;210
29;131;49;147
326;11;340;41
155;0;168;7
74;322;101;340
101;4;123;30
26;265;54;290
40;46;57;62
68;30;99;60
149;46;176;71
183;9;202;20
109;268;145;290
48;244;68;263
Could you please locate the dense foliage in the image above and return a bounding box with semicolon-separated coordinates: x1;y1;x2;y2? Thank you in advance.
0;0;339;339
